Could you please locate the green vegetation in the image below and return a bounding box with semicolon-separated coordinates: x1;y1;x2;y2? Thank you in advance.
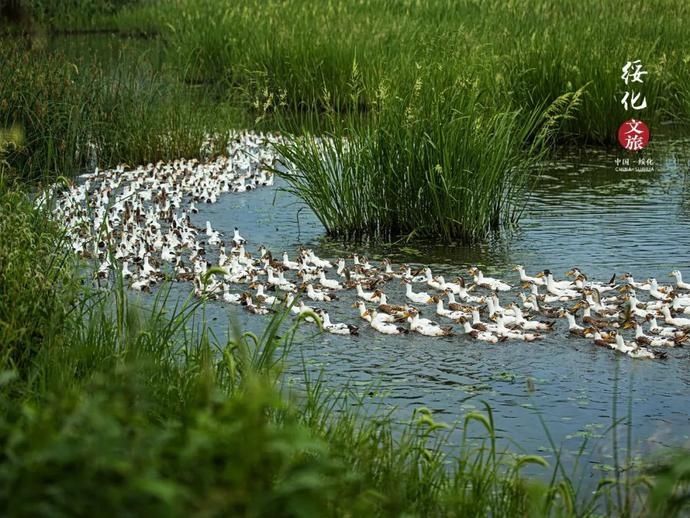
2;5;690;513
1;178;689;516
19;0;690;141
274;84;581;241
0;40;245;182
5;0;690;238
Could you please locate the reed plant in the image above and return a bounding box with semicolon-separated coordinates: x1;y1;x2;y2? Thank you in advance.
0;39;236;181
64;0;690;144
273;76;581;242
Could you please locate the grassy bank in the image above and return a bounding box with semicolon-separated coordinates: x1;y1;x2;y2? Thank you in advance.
1;175;689;516
11;1;690;144
21;0;690;142
0;38;243;181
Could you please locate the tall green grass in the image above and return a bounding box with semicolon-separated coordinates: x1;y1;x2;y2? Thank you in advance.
5;0;690;184
8;0;690;146
0;38;240;181
274;78;581;242
64;0;690;144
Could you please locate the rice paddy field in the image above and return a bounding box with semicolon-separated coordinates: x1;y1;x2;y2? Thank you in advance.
2;1;690;516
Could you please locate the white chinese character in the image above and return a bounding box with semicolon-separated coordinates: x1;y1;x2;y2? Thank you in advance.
621;60;648;84
624;119;644;134
624;135;644;151
621;91;647;110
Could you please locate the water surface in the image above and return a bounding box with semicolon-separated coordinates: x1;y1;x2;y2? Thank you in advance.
186;141;690;484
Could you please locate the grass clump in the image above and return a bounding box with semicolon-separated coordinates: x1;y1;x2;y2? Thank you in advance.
275;79;579;242
0;176;77;373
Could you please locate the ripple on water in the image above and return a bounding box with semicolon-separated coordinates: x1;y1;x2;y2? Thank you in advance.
187;143;690;480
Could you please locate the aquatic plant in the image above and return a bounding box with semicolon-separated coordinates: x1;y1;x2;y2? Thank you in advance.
274;78;567;242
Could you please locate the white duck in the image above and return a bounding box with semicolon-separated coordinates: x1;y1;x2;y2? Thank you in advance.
563;311;593;337
512;305;553;331
660;306;690;328
354;301;394;323
205;221;222;246
649;279;670;301
670;291;690;309
356;282;381;302
131;278;154;292
232;227;246;246
530;284;569;304
250;283;276;305
468;267;511;291
629;321;678;348
645;314;685;338
295;301;318;322
423;267;444;291
614;333;665;359
402;265;426;283
282;251;301;270
319;270;343;290
318;311;359;335
621;273;652;290
407;310;452;337
459;318;499;343
514;265;545;286
671;270;690;290
306;283;336;302
542;270;578;298
222;284;242;304
434;276;459;294
494;315;542;341
244;295;269;315
403;279;433;304
431;295;466;321
369;310;408;335
446;280;482;303
539;269;575;290
305;249;332;269
613;333;636;354
471;309;499;333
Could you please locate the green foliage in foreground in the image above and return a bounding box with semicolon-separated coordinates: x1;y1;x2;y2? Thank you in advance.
1;180;689;516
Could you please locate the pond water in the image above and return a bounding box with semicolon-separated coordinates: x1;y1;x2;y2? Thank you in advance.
176;140;690;484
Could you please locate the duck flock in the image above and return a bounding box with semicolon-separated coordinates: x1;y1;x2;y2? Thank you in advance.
38;131;690;360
